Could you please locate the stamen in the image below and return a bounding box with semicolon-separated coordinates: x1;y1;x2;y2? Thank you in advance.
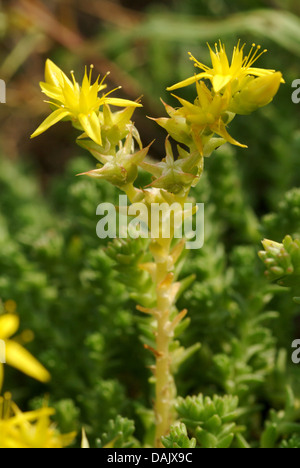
215;40;225;57
89;65;94;83
99;71;110;89
189;51;209;71
44;100;64;109
70;70;76;86
102;85;122;99
243;44;267;69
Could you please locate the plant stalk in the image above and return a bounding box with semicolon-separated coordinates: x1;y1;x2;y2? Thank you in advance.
152;238;176;448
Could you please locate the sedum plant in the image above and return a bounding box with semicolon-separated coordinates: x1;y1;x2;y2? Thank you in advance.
259;235;300;304
164;394;244;449
31;41;283;448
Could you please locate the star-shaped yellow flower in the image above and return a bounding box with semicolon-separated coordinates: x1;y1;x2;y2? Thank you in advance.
0;393;76;448
172;80;247;154
31;59;142;146
0;312;50;391
168;41;284;94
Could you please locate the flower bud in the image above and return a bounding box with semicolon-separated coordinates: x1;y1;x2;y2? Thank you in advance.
259;236;297;284
78;136;150;188
140;139;200;195
229;72;283;115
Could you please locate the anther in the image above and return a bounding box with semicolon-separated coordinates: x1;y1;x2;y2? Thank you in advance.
89;65;94;82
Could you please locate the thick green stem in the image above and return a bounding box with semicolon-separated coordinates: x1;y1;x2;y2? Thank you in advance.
152;238;176;448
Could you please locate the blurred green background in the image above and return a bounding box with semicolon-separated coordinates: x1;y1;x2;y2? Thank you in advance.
0;0;300;447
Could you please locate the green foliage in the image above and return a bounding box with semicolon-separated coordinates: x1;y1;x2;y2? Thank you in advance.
280;435;300;448
1;140;299;447
0;156;149;446
162;423;196;448
261;387;300;448
106;237;155;307
263;189;300;241
98;416;138;448
177;175;279;405
259;235;300;303
173;394;243;448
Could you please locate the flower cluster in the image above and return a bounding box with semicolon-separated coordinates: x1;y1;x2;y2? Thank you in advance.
0;393;75;448
165;41;283;156
31;43;283;200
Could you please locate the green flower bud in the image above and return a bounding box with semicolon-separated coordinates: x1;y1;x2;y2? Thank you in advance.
140;139;201;195
229;72;283;115
78;133;149;187
258;236;300;286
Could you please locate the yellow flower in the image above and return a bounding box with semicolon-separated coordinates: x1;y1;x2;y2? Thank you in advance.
172;80;247;154
167;41;284;94
31;59;142;146
0;311;50;391
0;393;76;448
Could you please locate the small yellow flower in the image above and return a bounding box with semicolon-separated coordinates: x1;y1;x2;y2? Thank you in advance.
31;59;142;146
173;80;247;154
0;393;76;448
0;311;50;391
167;41;284;94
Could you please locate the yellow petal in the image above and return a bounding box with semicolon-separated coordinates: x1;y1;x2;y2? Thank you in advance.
172;93;199;112
196;81;212;108
212;74;232;93
248;67;278;78
167;73;207;91
78;112;102;146
30;109;71;139
5;340;51;383
0;314;19;340
11;406;55;424
45;59;73;88
213;121;247;148
104;98;142;108
40;82;64;101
